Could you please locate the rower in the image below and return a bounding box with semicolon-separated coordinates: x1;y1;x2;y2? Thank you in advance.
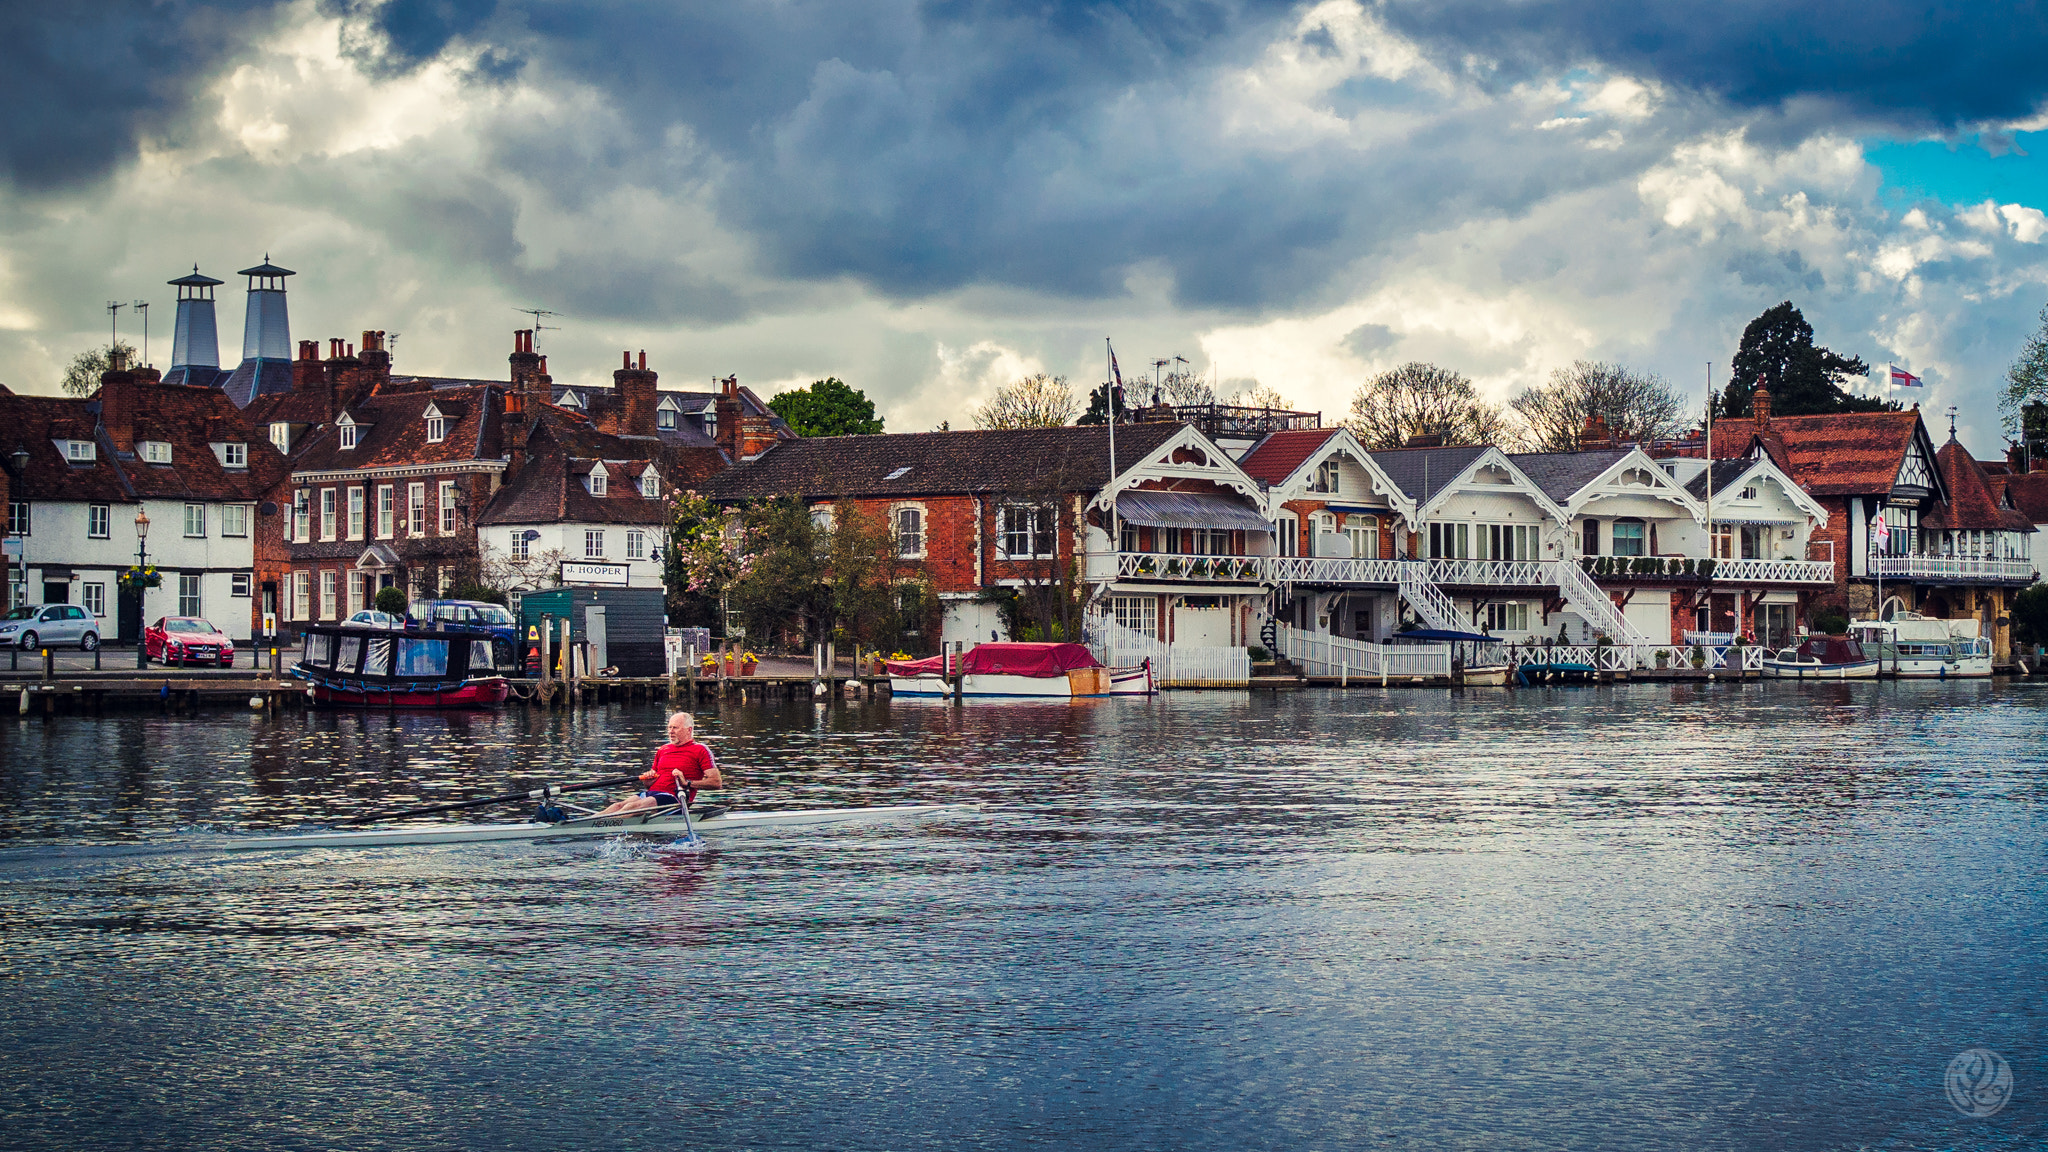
595;711;724;817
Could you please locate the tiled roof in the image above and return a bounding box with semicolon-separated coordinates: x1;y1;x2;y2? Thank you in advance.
1237;428;1338;484
474;405;728;526
1707;411;1925;496
2002;472;2048;525
1925;439;2034;533
219;357;294;408
1363;444;1490;503
0;382;286;504
289;383;502;475
699;423;1186;501
1506;449;1632;502
1680;458;1756;501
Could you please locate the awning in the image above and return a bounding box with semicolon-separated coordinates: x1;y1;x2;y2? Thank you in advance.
1116;491;1272;534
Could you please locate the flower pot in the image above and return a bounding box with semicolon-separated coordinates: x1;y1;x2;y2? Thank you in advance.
723;658;738;676
742;660;757;675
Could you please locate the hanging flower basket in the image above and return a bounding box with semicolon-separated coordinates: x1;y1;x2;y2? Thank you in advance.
118;565;162;591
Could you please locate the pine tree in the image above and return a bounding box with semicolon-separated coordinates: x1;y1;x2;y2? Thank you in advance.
1718;302;1891;418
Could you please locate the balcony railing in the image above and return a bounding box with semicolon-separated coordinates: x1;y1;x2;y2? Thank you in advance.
1873;555;2036;582
1579;556;1835;584
1426;558;1556;586
1088;551;1267;584
1697;558;1835;584
1088;552;1840;588
1263;555;1409;585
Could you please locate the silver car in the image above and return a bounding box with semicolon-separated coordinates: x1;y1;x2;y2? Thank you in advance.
0;604;100;650
344;610;407;630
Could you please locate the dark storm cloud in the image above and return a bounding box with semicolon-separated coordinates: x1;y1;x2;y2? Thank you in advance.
0;0;288;191
1375;0;2048;133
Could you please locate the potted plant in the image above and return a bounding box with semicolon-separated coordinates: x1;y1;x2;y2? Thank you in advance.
741;651;759;675
118;564;163;592
1689;644;1706;669
1654;648;1671;669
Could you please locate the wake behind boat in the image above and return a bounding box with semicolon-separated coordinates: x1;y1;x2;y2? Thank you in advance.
227;801;976;851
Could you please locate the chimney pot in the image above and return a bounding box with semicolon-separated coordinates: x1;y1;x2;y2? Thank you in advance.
623;351;632;370
638;350;647;370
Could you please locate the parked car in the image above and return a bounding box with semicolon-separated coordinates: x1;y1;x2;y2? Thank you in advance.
413;599;520;663
343;610;408;630
145;617;236;666
0;604;100;651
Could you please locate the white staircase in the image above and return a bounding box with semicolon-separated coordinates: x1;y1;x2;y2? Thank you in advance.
1397;562;1462;631
1556;559;1651;645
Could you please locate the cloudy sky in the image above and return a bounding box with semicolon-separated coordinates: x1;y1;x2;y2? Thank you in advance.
4;0;2047;449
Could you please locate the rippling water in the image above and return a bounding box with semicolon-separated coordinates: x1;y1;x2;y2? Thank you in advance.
0;681;2042;1150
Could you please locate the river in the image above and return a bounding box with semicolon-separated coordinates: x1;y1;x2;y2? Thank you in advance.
0;681;2042;1150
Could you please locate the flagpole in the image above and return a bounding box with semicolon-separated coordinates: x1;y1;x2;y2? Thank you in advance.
1106;337;1118;562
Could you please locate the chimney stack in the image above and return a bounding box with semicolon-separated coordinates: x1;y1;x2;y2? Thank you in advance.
501;389;529;474
613;349;659;437
98;353;140;454
1750;380;1772;430
510;330;546;394
715;374;744;458
359;330;392;387
1577;413;1613;451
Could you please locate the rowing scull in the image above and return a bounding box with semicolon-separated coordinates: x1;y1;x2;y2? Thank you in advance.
226;803;976;851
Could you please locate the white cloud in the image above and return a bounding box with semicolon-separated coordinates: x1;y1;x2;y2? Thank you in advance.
1999;203;2048;243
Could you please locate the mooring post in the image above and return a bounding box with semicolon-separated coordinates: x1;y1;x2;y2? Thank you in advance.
42;647;53;682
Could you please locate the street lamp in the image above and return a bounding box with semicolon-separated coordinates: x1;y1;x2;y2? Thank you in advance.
134;509;150;669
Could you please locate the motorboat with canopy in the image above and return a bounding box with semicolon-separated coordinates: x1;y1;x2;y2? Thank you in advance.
1762;634;1879;680
290;623;512;707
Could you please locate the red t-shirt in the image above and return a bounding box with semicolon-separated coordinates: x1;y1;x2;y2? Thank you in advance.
648;741;716;798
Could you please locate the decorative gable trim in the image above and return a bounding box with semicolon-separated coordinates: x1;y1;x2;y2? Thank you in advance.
1414;447;1566;524
1265;427;1415;517
1084;424;1269;513
1562;449;1704;522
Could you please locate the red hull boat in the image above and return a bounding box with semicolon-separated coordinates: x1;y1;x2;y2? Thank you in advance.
306;677;511;709
290;623;513;710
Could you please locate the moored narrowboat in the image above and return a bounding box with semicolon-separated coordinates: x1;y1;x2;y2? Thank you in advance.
290;624;512;708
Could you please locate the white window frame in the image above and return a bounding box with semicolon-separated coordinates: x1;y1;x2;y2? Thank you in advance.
231;573;252;598
896;506;925;558
178;573;203;617
6;501;25;536
511;530;530;561
88;503;110;539
639;471;659;499
220;442;247;468
589;470;608;497
1277;513;1298;558
407;483;426;535
1110;595;1157;639
377;485;395;538
142;440;171;464
320;570;338;620
293;571;310;621
82;582;106;618
998;504;1055;559
338;419;358;450
348;572;365;616
66;440;96;463
221;504;250;538
585;529;605;559
183;502;206;538
626;529;646;561
439;480;457;535
1313;460;1340;494
347;487;365;540
293;489;310;542
320;488;337;541
425;415;447;443
270;423;290;453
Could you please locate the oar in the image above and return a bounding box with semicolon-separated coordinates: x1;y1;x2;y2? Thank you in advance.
341;775;640;824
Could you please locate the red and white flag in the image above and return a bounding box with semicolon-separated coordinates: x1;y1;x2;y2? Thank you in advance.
1888;364;1923;388
1870;516;1891;550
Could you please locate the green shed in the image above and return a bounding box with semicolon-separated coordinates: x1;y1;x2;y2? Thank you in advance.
518;586;668;677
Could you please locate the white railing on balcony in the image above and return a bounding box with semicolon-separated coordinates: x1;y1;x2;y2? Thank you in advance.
1275;623;1450;678
1091;617;1249;688
1555;556;1652;646
1704;558;1836;583
1088;551;1268;584
1263;555;1408;584
1425;558;1557;586
1874;555;2036;582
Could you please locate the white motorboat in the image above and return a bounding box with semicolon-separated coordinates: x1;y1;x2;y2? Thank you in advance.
1762;635;1880;680
226;802;977;851
888;642;1154;698
1850;613;1993;678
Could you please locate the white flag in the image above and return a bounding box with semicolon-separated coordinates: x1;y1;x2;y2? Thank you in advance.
1870;517;1890;549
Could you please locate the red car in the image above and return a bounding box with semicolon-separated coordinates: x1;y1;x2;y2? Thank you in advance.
145;617;236;666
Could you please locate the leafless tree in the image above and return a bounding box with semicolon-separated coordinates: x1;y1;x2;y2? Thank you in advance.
1510;360;1688;452
1156;366;1214;407
1224;381;1292;409
974;373;1078;429
1345;362;1509;449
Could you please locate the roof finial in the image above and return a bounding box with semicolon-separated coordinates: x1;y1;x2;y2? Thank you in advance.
1947;405;1958;442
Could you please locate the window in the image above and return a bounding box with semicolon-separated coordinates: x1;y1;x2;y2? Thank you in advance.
511;530;530;560
347;488;364;539
179;574;203;617
588;470;608;497
810;505;834;532
320;570;337;620
66;440;95;463
1120;521;1140;553
220;442;247;468
7;501;27;535
1313;460;1340;493
999;504;1055;558
1611;519;1645;557
339;420;358;450
1345;516;1378;560
1740;525;1764;560
221;504;249;537
585;529;605;559
293;489;309;541
1483;602;1531;632
1277;514;1298;557
1582;519;1600;556
657;407;676;430
425;415;447;443
639;471;659;499
88;503;110;538
347;572;365;616
183;503;206;537
232;573;252;598
1739;486;1758;501
1110;595;1157;638
1477;523;1537;561
293;572;310;620
439;481;457;535
320;488;337;541
897;508;924;557
142;441;171;464
270;423;290;453
377;485;394;537
1709;523;1734;560
626;530;647;561
408;483;425;535
438;566;452;596
82;583;105;618
1427;523;1470;559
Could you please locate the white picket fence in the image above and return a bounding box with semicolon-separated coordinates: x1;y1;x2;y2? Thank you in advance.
1274;623;1452;679
1092;618;1251;688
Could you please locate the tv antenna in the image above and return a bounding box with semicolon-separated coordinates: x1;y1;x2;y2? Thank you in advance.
132;301;150;367
516;308;559;349
105;301;126;352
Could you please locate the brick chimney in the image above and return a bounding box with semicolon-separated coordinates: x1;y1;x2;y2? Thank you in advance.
714;374;743;458
500;389;528;475
292;340;323;392
98;350;139;454
359;330;392;388
1750;379;1772;430
510;330;546;394
613;350;659;437
1404;431;1445;448
1577;413;1613;450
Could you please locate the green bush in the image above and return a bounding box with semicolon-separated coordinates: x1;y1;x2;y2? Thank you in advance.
1248;646;1271;662
1812;611;1848;635
374;587;409;617
2013;584;2048;647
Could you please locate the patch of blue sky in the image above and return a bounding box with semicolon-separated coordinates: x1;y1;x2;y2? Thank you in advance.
1864;132;2047;211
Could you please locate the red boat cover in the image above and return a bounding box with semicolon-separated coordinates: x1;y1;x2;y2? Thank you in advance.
884;643;1102;678
1797;635;1867;664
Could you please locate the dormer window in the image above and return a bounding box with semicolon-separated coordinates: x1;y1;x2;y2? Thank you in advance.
559;391;582;409
270;423;290;453
423;404;447;444
588;464;608;497
639;471;659;499
657;396;679;430
64;440;95;463
142;441;172;464
216;442;247;468
338;415;358;450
